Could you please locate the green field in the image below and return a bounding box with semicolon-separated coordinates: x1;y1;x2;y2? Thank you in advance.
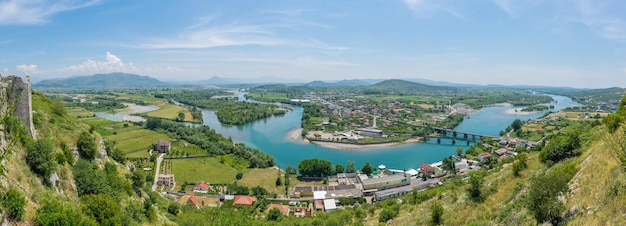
145;99;194;121
171;157;238;185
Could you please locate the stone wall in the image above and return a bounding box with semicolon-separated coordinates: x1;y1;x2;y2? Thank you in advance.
0;75;36;138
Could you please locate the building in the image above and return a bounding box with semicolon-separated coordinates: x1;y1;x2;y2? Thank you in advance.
293;207;313;217
323;199;337;212
360;174;410;190
356;128;383;137
494;148;507;156
234;196;257;207
157;174;175;186
455;160;469;174
478;153;492;161
155;140;171;153
374;179;439;202
420;163;435;178
178;195;220;208
314;200;324;211
267;204;290;216
193;181;210;193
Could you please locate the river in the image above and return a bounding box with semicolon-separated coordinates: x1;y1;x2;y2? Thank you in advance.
96;94;580;170
197;93;581;170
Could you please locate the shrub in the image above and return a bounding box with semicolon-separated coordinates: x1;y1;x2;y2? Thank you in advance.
77;131;97;160
431;202;444;225
1;187;26;221
26;139;56;183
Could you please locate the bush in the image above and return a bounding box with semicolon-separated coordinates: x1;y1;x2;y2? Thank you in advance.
2;187;26;221
77;131;97;160
431;202;444;225
36;198;95;226
266;208;282;221
526;161;577;224
236;172;244;180
81;194;123;226
168;202;181;216
26;139;56;183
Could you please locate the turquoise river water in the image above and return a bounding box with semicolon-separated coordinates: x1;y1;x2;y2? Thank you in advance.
97;94;580;170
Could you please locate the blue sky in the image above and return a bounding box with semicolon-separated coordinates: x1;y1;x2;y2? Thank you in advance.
1;0;625;88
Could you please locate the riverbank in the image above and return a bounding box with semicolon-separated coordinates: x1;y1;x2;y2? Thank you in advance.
289;128;303;141
310;137;422;150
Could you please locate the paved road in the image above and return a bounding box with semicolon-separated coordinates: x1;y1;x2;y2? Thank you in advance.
151;153;165;191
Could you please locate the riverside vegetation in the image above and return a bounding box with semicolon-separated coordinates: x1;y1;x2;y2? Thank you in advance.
1;82;626;225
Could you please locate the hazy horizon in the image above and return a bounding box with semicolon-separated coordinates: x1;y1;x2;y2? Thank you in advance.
2;0;625;89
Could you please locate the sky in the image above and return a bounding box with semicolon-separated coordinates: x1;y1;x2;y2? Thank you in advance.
1;0;626;88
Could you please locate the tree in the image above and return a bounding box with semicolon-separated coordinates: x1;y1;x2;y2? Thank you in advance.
177;112;185;122
346;160;356;173
77;131;97;160
236;172;244;180
603;114;623;133
26;139;56;183
467;170;485;202
52;98;67;116
539;129;582;163
2;187;26;221
526;162;577;224
167;202;180;216
252;186;268;197
442;156;456;174
267;208;282;221
335;164;344;174
431;202;444;225
456;146;463;157
73;160;111;196
511;119;523;132
360;162;375;176
80;194;123;226
298;158;333;177
275;176;282;186
132;169;146;188
285;165;297;175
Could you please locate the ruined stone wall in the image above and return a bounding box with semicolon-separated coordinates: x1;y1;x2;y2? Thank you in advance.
0;75;36;138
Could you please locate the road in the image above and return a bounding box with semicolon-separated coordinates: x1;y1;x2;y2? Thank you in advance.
151;153;165;192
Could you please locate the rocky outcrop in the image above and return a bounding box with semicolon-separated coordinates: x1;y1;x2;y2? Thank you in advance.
0;75;36;138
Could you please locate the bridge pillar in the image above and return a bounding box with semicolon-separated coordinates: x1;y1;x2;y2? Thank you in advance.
463;133;468;139
472;134;476;140
452;138;456;145
437;138;441;144
453;131;457;137
467;140;470;146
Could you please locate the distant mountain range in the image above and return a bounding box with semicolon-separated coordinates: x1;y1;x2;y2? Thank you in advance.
35;72;168;88
33;72;593;90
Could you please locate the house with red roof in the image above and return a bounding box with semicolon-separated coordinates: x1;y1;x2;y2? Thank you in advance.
193;181;210;193
234;196;257;207
267;204;290;216
420;163;435;178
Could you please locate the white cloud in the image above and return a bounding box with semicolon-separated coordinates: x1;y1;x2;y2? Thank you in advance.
137;25;284;49
16;64;40;75
60;52;138;74
402;0;465;19
57;52;187;77
492;0;514;16
0;0;100;25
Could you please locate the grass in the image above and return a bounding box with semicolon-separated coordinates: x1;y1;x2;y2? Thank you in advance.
238;168;323;197
170;157;238;186
145;99;193;121
103;123;170;158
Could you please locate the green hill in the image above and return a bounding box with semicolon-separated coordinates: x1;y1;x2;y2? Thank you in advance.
367;79;457;95
35;72;168;88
